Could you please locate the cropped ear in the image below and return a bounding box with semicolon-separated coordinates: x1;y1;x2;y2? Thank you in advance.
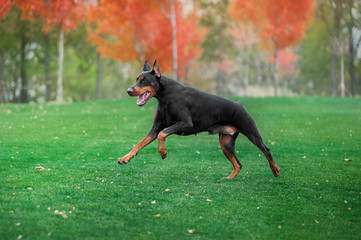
143;60;151;72
152;60;161;78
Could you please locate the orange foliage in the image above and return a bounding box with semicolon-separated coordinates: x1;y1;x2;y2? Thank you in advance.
14;0;45;21
143;1;206;77
0;0;13;20
41;0;85;33
176;8;207;78
87;0;206;77
15;0;85;33
229;0;314;51
87;0;157;62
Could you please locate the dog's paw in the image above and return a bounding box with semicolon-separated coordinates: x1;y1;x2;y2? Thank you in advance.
117;158;128;165
159;147;167;159
160;151;167;159
117;154;134;165
272;166;280;177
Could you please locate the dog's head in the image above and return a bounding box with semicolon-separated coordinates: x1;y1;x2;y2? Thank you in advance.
127;60;161;106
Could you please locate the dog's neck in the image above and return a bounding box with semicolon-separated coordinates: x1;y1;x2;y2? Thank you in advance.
155;76;185;103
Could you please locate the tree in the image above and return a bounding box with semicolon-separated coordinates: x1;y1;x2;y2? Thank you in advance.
297;19;331;95
345;0;361;97
197;0;235;95
64;23;99;101
229;0;314;96
152;0;206;82
96;51;101;100
319;0;346;96
176;7;206;82
169;0;178;81
14;1;45;102
0;0;13;102
319;0;361;97
0;0;12;20
87;0;134;60
16;0;85;102
87;0;205;82
9;1;43;103
158;0;180;81
42;0;85;102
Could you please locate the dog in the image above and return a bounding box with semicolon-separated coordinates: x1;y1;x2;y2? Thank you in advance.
118;60;280;179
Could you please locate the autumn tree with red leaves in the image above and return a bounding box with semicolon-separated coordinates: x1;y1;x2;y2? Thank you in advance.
87;0;205;82
0;0;12;20
229;0;314;95
154;1;206;81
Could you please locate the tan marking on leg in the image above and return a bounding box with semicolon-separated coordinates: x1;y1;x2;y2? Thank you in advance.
158;131;168;159
118;135;155;164
219;134;241;179
261;150;280;177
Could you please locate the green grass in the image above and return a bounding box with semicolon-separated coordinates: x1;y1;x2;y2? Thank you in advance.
1;97;360;239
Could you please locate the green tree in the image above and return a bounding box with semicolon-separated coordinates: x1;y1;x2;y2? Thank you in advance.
297;20;331;95
318;0;361;97
0;8;34;103
197;0;235;95
63;23;97;101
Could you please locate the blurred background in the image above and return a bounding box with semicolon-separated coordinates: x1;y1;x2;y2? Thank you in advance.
0;0;360;103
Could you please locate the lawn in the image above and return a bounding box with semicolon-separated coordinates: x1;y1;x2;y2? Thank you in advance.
1;97;360;239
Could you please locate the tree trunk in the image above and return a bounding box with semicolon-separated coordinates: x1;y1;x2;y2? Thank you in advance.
347;0;356;97
181;62;190;85
0;50;5;103
244;54;249;87
216;26;226;95
330;54;338;96
56;30;64;102
20;32;28;103
96;52;102;100
216;69;226;95
169;0;178;81
44;33;51;102
340;55;345;97
12;73;18;103
349;44;356;97
348;23;356;97
273;42;279;97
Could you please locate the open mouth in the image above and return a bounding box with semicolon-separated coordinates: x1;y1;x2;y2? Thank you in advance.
136;92;151;106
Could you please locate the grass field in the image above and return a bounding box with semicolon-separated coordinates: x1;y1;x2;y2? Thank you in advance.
1;97;360;239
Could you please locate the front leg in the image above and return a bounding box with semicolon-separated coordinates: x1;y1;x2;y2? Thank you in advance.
158;131;168;159
118;106;165;164
118;135;156;164
158;120;193;159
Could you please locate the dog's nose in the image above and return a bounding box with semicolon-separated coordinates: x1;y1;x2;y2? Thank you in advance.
127;88;134;96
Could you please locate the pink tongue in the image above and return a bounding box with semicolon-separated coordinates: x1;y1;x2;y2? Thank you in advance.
137;92;148;105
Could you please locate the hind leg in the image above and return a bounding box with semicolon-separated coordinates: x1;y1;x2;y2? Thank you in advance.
261;145;280;177
219;133;242;179
246;133;280;177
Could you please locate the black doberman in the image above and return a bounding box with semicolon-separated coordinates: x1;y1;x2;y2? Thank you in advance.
118;60;280;179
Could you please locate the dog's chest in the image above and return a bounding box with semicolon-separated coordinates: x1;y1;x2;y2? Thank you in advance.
159;104;178;126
